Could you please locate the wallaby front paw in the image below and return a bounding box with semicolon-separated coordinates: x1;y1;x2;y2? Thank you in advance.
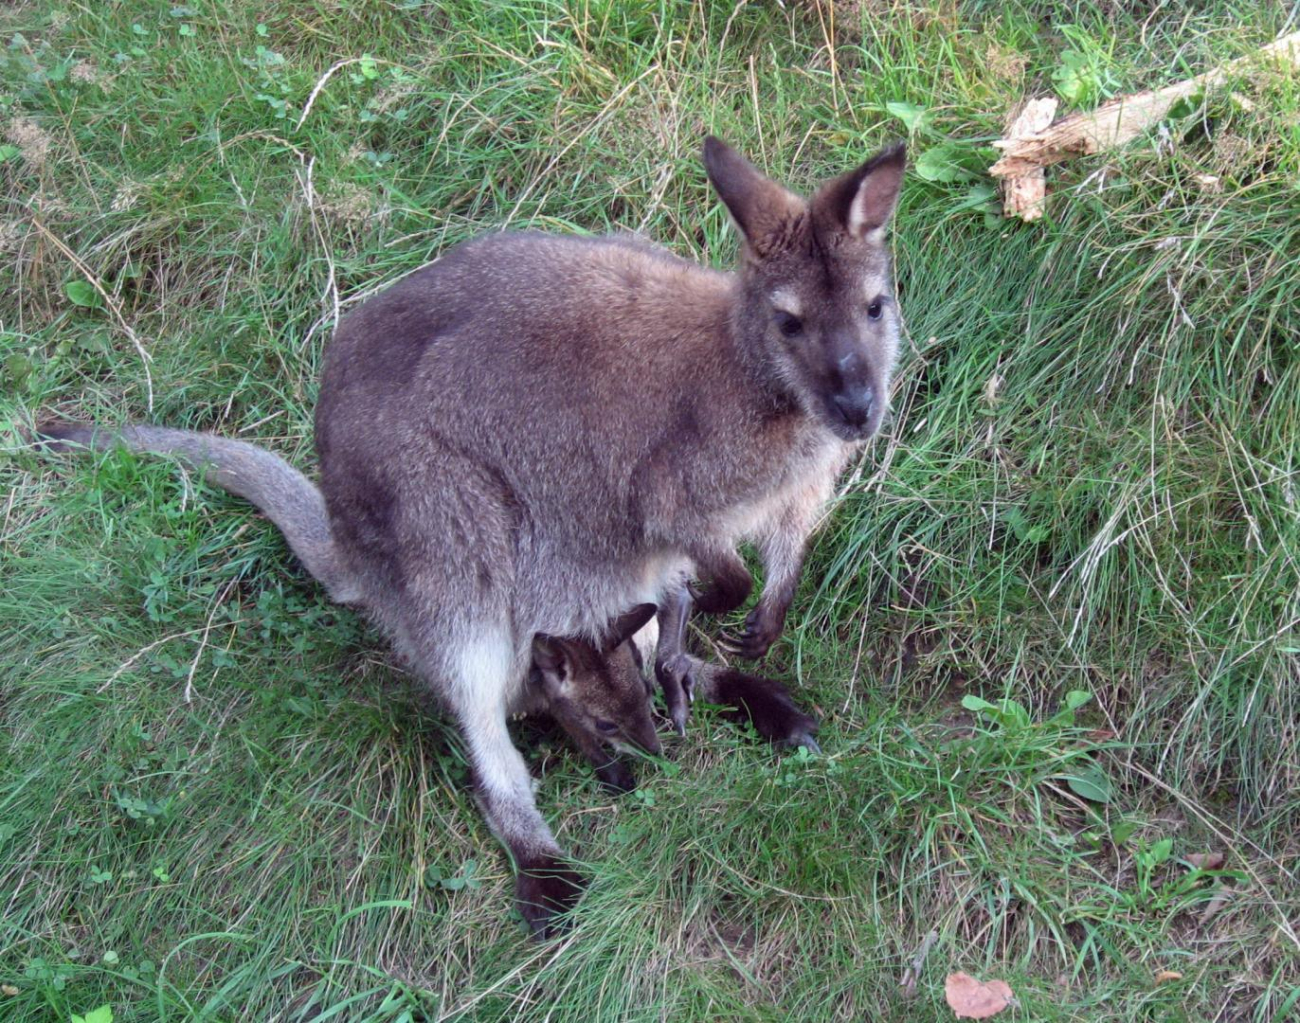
689;564;752;616
718;604;784;660
655;651;697;735
516;855;586;939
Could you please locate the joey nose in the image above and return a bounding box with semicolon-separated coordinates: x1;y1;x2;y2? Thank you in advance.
636;723;663;756
831;387;874;429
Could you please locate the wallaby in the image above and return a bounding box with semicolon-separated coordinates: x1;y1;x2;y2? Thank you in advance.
34;421;660;934
525;624;662;797
40;134;905;936
308;136;902;932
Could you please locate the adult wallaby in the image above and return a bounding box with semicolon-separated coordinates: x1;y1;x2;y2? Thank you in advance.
42;134;905;936
35;421;660;934
311;135;903;931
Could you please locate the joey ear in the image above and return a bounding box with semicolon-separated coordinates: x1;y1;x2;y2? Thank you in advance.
703;136;807;259
602;603;657;654
531;634;570;682
816;142;906;242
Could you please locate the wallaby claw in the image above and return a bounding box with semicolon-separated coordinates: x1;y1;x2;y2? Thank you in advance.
718;605;783;661
716;632;742;655
717;629;767;661
670;704;688;737
656;651;696;735
788;731;821;754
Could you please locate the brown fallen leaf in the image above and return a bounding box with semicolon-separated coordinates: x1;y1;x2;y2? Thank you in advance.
1155;970;1183;984
945;972;1015;1019
1185;852;1225;871
1198;884;1234;926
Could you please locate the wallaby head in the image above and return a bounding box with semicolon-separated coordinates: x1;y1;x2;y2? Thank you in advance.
703;136;906;442
531;603;661;757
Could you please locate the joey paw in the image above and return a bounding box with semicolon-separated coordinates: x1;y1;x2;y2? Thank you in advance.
595;759;637;794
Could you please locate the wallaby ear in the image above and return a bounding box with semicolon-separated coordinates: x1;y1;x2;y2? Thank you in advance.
602;602;657;654
816;142;906;243
703;136;807;259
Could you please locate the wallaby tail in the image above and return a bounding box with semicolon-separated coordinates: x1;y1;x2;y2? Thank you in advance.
36;421;361;605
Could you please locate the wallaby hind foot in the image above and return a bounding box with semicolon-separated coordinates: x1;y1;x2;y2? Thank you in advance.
515;854;586;939
701;661;820;752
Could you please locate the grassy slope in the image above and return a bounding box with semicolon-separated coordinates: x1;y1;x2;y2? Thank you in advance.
2;1;1297;1020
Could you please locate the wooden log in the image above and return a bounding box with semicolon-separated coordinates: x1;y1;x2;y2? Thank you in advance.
989;31;1300;182
999;97;1058;221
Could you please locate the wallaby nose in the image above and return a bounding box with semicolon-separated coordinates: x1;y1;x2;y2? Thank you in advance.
831;387;874;429
639;727;662;756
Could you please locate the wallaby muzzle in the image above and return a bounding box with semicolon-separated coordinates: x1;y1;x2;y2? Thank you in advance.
822;350;882;440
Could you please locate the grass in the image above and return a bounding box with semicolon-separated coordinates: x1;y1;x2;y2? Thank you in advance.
2;0;1298;1020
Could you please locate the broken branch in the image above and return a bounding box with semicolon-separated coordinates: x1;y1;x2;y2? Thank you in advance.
989;31;1300;214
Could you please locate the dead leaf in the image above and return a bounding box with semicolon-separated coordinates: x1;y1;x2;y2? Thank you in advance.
1086;728;1117;742
983;373;1005;405
1155;970;1183;984
945;972;1015;1019
1198;884;1234;926
1;984;18;996
1185;852;1224;871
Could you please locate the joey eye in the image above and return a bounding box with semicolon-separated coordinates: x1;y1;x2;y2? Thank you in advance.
595;719;619;735
867;299;884;321
774;311;803;337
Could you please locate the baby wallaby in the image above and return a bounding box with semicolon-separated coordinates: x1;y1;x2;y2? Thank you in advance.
526;628;660;795
35;421;659;936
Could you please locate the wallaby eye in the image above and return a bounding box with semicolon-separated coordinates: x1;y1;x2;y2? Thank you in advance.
774;311;803;337
867;298;884;320
595;719;618;735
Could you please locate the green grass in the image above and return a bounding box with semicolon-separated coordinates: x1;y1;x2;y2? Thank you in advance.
3;1;1298;1020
